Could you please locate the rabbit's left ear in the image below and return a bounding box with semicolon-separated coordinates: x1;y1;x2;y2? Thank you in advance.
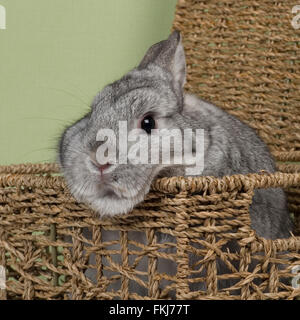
138;31;186;99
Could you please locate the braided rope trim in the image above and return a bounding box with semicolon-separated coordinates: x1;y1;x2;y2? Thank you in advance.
0;163;299;194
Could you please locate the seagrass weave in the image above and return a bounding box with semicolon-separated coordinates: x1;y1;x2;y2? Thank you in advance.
172;0;300;232
0;164;300;300
173;0;300;160
0;0;300;300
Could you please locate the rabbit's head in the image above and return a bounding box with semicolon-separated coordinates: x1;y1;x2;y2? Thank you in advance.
58;31;192;216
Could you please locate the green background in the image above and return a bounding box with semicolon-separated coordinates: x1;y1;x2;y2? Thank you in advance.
0;0;177;165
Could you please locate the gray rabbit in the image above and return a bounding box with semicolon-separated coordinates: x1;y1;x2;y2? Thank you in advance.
59;31;292;297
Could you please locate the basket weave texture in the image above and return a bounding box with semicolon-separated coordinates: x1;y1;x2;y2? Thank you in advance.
0;165;300;300
0;0;300;300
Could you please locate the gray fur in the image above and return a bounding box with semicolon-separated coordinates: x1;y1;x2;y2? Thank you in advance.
58;32;292;297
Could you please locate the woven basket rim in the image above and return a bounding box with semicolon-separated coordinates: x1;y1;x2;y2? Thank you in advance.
0;163;300;263
0;163;299;194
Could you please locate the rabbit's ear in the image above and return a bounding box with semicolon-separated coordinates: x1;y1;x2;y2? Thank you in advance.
138;31;186;95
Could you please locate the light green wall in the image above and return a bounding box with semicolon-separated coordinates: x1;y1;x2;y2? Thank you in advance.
0;0;177;165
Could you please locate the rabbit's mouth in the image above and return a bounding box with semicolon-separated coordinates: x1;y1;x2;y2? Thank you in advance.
96;176;148;200
86;157;117;178
66;158;163;216
85;181;150;216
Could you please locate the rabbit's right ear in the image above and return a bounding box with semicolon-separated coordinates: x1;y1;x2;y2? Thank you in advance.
138;31;186;100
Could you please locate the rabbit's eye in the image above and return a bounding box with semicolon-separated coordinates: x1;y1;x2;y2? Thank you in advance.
141;115;156;134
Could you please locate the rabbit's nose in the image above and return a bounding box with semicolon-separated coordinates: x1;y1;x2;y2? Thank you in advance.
89;152;111;173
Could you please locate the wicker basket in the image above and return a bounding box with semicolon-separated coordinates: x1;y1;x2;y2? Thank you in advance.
0;165;299;300
0;0;299;300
